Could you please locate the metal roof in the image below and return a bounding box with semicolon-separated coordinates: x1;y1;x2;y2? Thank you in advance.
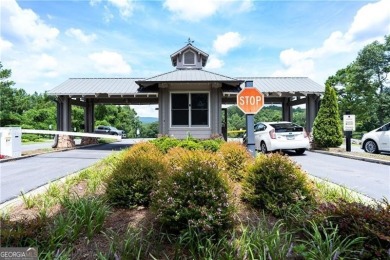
136;69;242;87
48;75;324;97
236;77;324;94
48;78;144;96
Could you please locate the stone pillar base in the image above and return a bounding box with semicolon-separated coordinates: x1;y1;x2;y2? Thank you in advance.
81;137;99;146
57;135;75;148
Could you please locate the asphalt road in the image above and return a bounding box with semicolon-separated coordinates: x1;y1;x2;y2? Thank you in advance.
290;151;390;201
0;140;133;203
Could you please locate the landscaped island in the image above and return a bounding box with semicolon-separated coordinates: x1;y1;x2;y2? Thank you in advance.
1;137;389;259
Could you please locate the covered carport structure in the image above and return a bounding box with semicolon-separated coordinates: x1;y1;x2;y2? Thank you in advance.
48;76;323;135
48;43;323;138
49;78;158;134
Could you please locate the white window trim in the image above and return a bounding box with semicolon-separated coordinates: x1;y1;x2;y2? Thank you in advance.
170;91;210;128
183;50;196;65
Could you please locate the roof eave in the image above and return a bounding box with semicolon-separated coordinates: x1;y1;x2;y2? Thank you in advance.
136;79;244;88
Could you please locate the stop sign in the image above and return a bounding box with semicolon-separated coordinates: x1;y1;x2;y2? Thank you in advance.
237;87;264;114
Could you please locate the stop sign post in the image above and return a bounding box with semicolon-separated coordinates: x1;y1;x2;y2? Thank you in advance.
237;81;264;156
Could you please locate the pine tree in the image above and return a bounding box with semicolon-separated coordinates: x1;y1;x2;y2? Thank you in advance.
312;83;343;148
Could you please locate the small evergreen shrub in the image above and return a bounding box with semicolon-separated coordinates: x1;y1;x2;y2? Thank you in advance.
126;141;162;157
177;139;203;150
312;84;343;148
22;134;40;142
163;147;193;171
106;145;166;208
151;149;233;235
218;142;251;181
314;199;390;259
242;153;316;216
151;136;224;153
0;216;48;247
151;136;180;153
200;139;224;152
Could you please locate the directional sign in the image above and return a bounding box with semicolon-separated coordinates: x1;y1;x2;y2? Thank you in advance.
237;87;264;114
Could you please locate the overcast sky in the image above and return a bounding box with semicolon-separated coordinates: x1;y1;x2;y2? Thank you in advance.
1;0;389;117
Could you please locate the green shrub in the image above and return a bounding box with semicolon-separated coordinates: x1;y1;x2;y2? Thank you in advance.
22;134;39;142
200;139;223;152
151;149;233;235
218;142;252;181
314;199;390;259
0;216;48;247
242;153;316;217
177;139;203;150
312;84;343;148
151;136;180;153
126;141;162;157
151;136;224;153
106;145;166;208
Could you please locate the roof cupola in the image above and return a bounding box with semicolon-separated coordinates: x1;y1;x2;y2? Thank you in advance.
170;40;209;70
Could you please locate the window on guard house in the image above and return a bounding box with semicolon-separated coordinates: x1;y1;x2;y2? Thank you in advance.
171;93;209;127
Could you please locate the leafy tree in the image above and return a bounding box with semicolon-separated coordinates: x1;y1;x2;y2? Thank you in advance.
327;35;390;131
141;122;159;138
355;36;390;126
312;84;343;148
292;106;306;126
95;104;141;137
254;105;282;122
72;106;84;131
0;62;20;126
21;107;56;130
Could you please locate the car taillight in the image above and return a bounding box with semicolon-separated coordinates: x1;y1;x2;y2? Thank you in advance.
269;129;276;139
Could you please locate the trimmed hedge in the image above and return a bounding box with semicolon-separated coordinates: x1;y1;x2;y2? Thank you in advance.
151;149;233;234
242;153;316;216
106;143;166;208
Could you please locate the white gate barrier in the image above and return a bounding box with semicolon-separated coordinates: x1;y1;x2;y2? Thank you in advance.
22;129;122;140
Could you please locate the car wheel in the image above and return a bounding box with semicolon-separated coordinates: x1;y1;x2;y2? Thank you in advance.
295;149;306;155
113;133;118;136
363;140;379;154
260;142;268;154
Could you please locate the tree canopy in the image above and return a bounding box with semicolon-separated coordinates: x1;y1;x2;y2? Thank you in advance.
326;35;390;131
0;61;145;137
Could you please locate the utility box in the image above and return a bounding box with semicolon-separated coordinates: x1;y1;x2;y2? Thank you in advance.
0;127;22;157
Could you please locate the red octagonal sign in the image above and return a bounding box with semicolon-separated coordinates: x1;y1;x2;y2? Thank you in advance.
237;87;264;114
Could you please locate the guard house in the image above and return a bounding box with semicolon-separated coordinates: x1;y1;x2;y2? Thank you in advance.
48;43;323;139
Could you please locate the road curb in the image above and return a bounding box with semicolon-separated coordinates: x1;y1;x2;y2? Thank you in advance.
0;143;104;164
311;150;390;166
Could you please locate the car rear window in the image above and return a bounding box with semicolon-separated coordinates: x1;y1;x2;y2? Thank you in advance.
270;123;303;133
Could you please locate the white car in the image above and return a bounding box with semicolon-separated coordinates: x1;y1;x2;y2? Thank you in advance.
361;122;390;154
253;122;310;155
